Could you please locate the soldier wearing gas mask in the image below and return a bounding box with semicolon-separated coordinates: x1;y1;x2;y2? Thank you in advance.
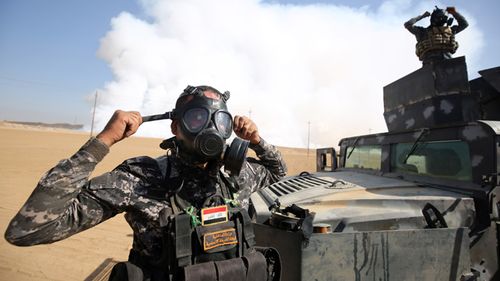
404;6;468;65
5;85;287;280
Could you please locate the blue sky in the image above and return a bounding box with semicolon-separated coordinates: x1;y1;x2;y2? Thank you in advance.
0;1;143;124
0;0;499;147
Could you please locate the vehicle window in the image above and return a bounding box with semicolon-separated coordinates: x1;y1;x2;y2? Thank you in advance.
345;145;381;170
391;140;472;181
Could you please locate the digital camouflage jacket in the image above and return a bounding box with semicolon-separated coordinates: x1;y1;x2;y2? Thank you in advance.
5;137;287;265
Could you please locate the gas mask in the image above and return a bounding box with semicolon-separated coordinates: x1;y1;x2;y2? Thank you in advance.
146;86;249;176
430;7;449;27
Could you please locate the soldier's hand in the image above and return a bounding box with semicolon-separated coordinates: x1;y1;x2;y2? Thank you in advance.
422;11;431;17
97;110;143;147
446;7;456;14
233;115;261;145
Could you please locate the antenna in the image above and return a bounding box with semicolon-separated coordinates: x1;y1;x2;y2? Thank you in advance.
90;91;98;137
307;121;311;157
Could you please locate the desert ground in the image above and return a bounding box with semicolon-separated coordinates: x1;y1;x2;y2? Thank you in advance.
0;122;315;281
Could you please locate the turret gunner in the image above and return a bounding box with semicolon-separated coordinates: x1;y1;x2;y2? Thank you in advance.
405;6;468;65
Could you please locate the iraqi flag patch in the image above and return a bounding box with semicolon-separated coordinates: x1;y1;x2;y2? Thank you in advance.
201;205;228;225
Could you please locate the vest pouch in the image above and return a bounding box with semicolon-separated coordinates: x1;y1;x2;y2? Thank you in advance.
183;253;267;281
183;261;217;281
416;26;458;59
242;251;268;281
109;261;144;281
255;247;282;281
215;258;246;281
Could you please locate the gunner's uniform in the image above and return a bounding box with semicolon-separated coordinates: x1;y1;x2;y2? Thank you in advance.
404;11;468;64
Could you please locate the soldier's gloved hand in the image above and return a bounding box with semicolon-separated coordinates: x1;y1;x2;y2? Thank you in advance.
233;115;261;145
446;7;456;15
97;110;143;147
422;11;431;17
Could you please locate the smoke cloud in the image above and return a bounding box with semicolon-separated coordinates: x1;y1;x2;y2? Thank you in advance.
94;0;483;148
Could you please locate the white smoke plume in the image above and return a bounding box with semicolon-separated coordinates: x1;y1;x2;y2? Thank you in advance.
94;0;483;148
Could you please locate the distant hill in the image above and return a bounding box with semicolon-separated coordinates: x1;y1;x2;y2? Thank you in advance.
2;120;84;130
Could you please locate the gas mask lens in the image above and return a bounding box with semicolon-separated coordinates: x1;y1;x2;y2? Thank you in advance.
183;108;233;138
214;111;232;138
183;108;209;133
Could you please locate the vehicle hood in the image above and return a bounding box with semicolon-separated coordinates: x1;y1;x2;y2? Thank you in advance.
253;171;475;232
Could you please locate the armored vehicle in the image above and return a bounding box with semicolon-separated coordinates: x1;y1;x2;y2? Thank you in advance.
252;57;500;281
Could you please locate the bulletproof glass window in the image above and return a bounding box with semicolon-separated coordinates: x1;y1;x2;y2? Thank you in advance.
345;145;381;170
391;140;472;181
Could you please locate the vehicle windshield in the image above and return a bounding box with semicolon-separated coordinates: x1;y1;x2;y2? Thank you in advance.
345;145;381;170
391;140;472;181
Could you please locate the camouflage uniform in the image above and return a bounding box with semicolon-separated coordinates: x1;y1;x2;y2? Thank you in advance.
5;137;287;272
404;11;468;64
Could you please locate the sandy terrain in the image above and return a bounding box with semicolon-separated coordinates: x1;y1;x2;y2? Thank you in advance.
0;124;315;281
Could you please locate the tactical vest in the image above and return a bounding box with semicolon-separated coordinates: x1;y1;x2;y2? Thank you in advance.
415;26;458;61
114;169;281;281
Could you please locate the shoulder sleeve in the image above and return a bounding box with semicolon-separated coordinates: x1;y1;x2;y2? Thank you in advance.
451;11;468;34
4;138;160;246
232;138;287;208
404;16;426;36
87;155;166;206
248;138;287;182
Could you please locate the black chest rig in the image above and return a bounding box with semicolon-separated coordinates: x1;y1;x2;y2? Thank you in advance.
125;158;280;281
164;195;268;280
